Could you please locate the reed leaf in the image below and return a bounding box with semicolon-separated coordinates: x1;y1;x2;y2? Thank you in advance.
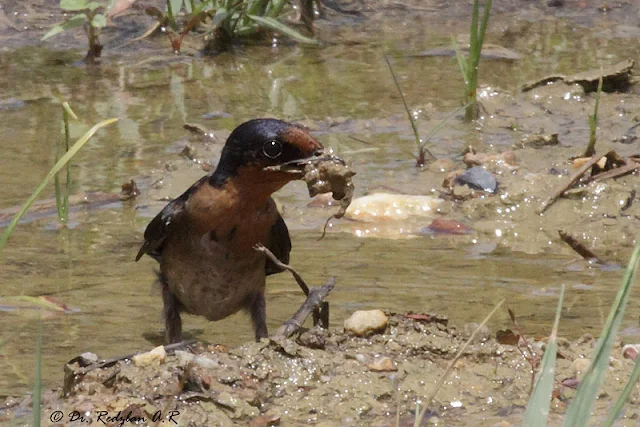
523;284;565;427
604;354;640;426
562;236;640;427
246;15;318;44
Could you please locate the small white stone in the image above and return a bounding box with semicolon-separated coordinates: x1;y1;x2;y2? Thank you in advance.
132;345;166;367
344;310;388;337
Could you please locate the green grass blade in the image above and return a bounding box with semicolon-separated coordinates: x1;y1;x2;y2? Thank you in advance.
55;102;78;223
475;0;492;68
604;355;640;426
452;37;469;85
41;14;86;40
246;15;318;44
563;236;640;427
419;104;468;153
0;118;119;253
33;316;42;427
469;0;479;56
523;284;565;427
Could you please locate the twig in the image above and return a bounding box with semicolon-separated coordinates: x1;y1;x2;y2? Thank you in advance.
536;153;607;214
347;135;374;146
507;307;540;394
68;340;196;373
254;244;329;328
254;244;310;295
413;299;505;427
274;277;336;339
558;230;604;264
587;162;639;184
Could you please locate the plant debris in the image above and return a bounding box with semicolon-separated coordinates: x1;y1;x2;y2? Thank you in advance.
522;59;634;93
558;230;604;263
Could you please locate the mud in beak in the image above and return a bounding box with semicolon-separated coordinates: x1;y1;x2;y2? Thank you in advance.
264;152;346;177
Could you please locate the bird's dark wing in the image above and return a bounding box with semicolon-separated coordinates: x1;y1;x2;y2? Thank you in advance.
265;213;291;276
135;176;208;262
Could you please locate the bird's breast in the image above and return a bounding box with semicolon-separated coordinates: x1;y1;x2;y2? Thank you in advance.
161;189;280;320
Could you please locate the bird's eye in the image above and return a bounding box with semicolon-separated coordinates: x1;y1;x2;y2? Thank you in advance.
262;140;283;159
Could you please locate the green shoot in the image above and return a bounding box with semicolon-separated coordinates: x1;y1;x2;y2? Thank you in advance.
562;236;640;427
584;72;603;158
384;55;436;167
413;299;505;427
150;0;317;53
54;102;79;224
523;284;565;427
0;118;119;254
42;0;108;62
454;0;492;121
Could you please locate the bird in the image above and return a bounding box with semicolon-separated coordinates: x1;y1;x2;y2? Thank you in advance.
135;118;324;344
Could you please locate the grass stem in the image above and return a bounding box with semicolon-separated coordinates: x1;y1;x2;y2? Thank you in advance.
584;72;603;158
384;55;436;166
0;118;118;254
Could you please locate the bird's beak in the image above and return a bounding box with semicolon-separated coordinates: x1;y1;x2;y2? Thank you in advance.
264;151;346;177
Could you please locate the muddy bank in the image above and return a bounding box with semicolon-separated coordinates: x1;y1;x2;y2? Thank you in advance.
3;313;639;426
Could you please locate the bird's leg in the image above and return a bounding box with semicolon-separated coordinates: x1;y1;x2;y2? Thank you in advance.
248;291;268;341
160;275;183;344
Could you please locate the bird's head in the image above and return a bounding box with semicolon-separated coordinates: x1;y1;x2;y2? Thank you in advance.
210;119;325;191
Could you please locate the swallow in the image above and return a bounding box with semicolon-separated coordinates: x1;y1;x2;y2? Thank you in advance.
136;118;324;344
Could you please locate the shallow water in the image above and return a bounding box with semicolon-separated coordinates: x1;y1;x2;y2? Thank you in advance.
1;1;640;396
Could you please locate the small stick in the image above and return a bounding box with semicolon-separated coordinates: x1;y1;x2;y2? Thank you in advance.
586;162;639;184
254;244;329;327
254;244;310;296
558;230;604;264
537;154;606;214
69;339;196;373
274;277;336;339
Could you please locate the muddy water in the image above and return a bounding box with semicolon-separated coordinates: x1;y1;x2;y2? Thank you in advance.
1;2;640;398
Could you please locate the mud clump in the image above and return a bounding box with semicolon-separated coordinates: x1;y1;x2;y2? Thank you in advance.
5;314;640;426
302;156;356;221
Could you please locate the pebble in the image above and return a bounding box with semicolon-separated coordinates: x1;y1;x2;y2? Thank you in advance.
175;350;219;369
132;345;166;367
455;167;498;193
571;357;591;381
423;218;473;235
344;310;389;336
366;356;397;372
622;344;640;361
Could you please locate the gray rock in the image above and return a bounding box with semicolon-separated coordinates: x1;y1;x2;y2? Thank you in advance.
455;167;498;193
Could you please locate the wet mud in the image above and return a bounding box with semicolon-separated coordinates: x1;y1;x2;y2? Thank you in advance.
4;314;640;426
